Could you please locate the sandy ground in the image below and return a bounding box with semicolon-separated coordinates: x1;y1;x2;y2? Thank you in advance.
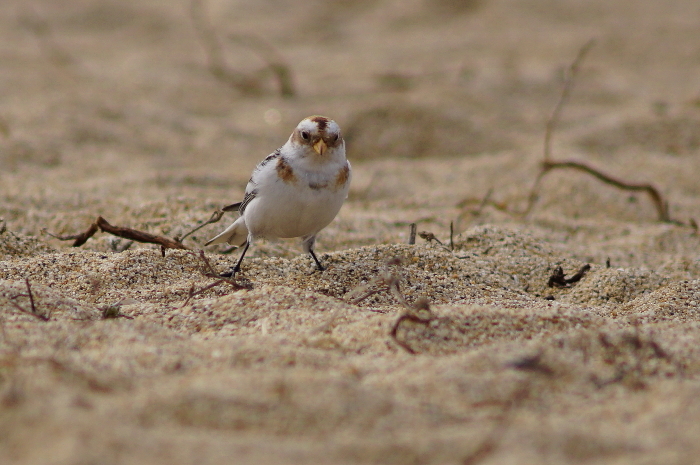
2;0;700;463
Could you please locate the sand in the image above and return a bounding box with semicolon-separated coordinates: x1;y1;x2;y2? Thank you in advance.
2;0;700;463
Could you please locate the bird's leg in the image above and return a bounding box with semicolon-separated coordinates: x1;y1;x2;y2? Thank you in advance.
220;241;250;278
309;249;325;271
302;234;325;271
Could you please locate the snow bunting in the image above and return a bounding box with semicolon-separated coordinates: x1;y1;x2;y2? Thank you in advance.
206;115;351;277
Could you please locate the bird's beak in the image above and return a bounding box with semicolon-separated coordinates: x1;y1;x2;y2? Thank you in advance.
313;139;327;156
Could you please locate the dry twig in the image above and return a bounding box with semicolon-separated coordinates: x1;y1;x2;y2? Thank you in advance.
8;278;50;321
389;298;434;354
177;209;225;243
44;222;99;247
49;217;189;251
547;264;591;288
190;0;295;97
96;217;188;250
181;251;249;307
408;223;417;245
418;231;443;245
524;39;676;224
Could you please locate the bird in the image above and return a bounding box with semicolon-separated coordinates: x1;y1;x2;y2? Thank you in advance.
206;115;351;278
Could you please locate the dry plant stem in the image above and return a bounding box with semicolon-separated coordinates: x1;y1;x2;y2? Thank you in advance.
543;161;671;222
96;217;188;250
49;217;189;250
389;314;428;354
178;209;225;243
348;278;390;305
476;188;494;215
524;39;675;224
547;264;591;288
44;222;99;247
461;382;530;465
181;279;227;307
544;39;596;163
190;0;295;97
408;223;417;245
524;39;595;217
182;251;247;307
9;278;49;321
190;0;252;93
227;33;296;98
418;231;443;245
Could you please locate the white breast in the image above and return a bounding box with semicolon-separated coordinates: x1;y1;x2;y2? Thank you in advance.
243;158;350;240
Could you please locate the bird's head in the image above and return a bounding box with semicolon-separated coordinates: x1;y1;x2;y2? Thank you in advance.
289;115;345;161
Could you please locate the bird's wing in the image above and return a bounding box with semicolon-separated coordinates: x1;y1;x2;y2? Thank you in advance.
221;149;281;215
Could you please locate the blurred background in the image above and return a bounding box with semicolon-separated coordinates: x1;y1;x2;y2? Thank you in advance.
1;0;699;256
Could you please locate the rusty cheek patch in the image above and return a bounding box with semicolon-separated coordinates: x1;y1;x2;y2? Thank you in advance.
333;163;350;190
276;157;297;184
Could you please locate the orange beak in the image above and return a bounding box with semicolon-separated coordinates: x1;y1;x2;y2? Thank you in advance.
313;139;327;156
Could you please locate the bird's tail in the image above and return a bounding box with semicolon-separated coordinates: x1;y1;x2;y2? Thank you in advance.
205;216;248;246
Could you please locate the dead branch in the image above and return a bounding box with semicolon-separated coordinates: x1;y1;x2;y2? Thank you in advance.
547;264;591;288
524;39;677;224
50;217;189;251
44;222;99;247
190;0;295;97
389;313;430;354
97;217;188;250
418;231;443;245
408;223;417;245
389;298;435;354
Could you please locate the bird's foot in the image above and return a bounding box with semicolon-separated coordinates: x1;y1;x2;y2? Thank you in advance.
220;265;240;278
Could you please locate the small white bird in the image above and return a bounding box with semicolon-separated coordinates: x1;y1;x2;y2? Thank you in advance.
206;115;351;277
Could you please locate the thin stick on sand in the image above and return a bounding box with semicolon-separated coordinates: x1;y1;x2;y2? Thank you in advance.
524;39;677;224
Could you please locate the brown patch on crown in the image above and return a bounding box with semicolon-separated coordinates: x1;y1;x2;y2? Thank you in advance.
276;157;297;184
333;162;350;190
310;116;329;131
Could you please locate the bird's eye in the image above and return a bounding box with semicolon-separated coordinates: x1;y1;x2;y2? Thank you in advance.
333;134;339;142
300;131;310;140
